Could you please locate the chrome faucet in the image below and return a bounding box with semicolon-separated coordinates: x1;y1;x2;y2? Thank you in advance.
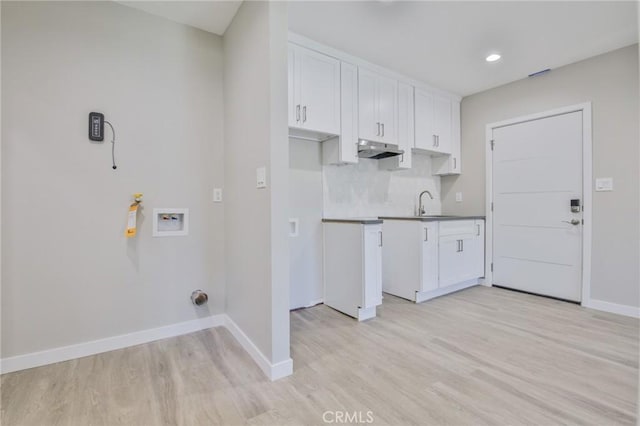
418;190;434;216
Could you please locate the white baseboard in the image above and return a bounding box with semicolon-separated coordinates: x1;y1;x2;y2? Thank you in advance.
0;315;225;375
415;279;480;303
306;298;323;308
582;299;640;318
1;314;293;381
223;315;293;381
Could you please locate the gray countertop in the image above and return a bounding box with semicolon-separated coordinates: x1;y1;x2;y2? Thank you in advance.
322;218;384;225
379;215;485;222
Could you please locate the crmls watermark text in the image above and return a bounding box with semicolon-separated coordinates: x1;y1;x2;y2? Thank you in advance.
322;410;374;424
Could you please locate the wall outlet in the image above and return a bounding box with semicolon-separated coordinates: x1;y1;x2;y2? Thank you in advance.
455;192;463;202
595;177;613;192
256;166;267;189
213;188;223;202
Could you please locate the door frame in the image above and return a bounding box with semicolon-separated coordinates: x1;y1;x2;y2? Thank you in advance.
484;102;592;305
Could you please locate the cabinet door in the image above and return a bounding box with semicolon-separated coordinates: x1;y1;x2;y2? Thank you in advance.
396;82;414;169
432;100;461;175
421;223;439;292
470;221;485;278
376;75;398;144
414;89;436;150
288;46;299;127
296;46;340;134
363;225;383;308
438;237;463;288
433;94;452;154
358;68;379;141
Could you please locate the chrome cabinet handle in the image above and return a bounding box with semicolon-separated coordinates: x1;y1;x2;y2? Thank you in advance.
461;240;464;251
381;123;385;137
453;157;457;169
377;122;381;136
477;224;481;236
424;227;428;242
436;135;440;147
296;105;300;122
302;106;307;123
379;231;383;247
433;135;437;147
562;219;581;225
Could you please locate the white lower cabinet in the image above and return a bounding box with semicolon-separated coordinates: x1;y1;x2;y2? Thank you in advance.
382;218;484;303
323;221;382;320
438;220;485;288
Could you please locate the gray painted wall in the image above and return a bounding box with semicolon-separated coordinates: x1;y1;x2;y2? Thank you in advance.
1;2;225;357
223;1;290;365
441;44;639;308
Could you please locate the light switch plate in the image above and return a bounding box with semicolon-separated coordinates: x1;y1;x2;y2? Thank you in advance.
595;177;613;192
256;166;267;189
455;192;463;202
213;188;222;202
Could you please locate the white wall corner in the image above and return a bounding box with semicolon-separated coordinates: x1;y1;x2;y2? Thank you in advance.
582;299;640;318
223;315;293;381
0;314;226;375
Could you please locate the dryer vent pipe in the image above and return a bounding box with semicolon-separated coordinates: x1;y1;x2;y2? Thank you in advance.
191;290;208;306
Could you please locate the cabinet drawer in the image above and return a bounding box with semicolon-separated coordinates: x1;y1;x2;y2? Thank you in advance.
439;220;476;238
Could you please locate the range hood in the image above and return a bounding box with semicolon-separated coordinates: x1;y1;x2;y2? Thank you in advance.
357;140;404;160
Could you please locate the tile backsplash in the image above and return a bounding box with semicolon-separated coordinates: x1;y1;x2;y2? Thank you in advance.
323;153;441;218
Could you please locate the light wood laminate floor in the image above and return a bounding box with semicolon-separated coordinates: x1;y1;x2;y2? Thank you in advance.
2;286;638;425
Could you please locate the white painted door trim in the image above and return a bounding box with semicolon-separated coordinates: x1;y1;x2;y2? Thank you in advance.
485;102;592;306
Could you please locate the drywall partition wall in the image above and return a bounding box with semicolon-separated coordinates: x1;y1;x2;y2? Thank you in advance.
324;153;442;218
289;140;323;309
223;1;291;379
441;44;640;310
1;2;225;359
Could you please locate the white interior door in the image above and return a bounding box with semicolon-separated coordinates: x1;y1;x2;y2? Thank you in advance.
492;111;583;301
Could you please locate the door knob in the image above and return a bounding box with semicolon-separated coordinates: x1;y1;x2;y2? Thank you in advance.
562;219;581;225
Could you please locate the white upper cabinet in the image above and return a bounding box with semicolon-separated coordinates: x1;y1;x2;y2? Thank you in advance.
358;67;398;144
289;44;341;138
432;100;461;175
380;82;413;170
323;61;359;165
414;88;452;155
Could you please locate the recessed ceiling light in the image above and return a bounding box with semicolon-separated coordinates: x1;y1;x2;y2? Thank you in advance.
486;53;501;62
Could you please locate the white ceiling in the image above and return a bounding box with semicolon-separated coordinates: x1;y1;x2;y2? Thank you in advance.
289;1;639;96
118;1;242;36
117;1;638;96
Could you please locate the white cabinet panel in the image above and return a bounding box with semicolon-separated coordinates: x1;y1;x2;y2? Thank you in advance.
376;74;398;143
288;46;296;127
358;67;398;144
432;100;461;175
380;82;413;170
433;94;452;153
289;44;340;137
363;226;383;308
438;220;485;288
358;68;379;141
415;89;435;151
415;88;453;155
323;222;382;321
323;61;359;165
421;222;439;292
